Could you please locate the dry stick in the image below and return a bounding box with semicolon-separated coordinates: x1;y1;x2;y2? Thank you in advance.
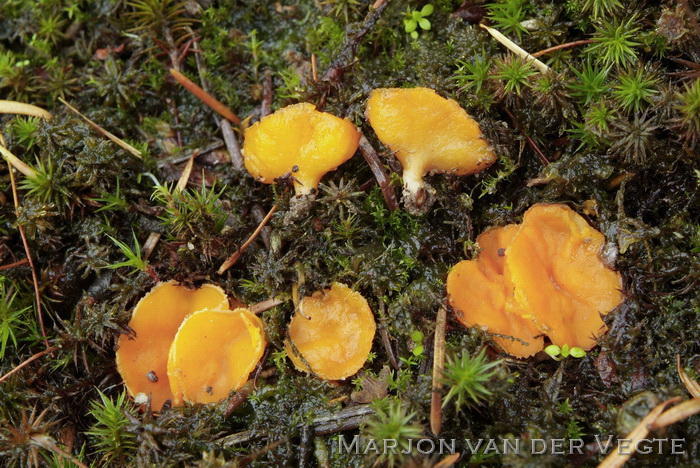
240;436;290;466
433;453;461;468
479;23;550;74
191;39;245;169
0;100;52;119
430;305;447;436
0;145;38;178
218;204;278;274
377;300;399;370
650;398;700;430
58;98;142;159
358;135;399;211
220;119;244;170
677;354;700;398
0;346;58;384
0;133;49;349
30;434;88;468
250;297;285;314
597;397;681;468
170;69;241;125
504;108;549;166
532;39;594;57
223;368;276;417
311;54;318;82
0;258;29;271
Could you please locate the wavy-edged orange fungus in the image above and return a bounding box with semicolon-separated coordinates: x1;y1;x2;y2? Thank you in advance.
447;225;544;358
168;308;266;405
115;281;228;409
285;283;376;380
366;87;496;213
447;204;623;358
506;204;623;350
242;103;360;196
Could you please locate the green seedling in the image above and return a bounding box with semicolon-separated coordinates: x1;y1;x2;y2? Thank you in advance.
403;4;433;39
544;344;586;361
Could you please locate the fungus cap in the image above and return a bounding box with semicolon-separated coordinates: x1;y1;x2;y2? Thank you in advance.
242;103;361;195
447;225;545;358
167;308;266;405
285;283;376;380
115;281;229;410
447;204;623;357
505;204;623;350
366;87;496;214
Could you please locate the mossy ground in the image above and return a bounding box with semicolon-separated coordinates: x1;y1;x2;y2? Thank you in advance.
0;0;698;466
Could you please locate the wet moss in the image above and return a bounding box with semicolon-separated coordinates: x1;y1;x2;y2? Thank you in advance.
0;0;698;466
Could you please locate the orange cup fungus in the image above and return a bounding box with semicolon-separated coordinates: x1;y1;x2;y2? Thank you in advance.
285;283;376;380
116;281;266;409
447;204;623;358
168;308;265;405
242;103;361;196
366;87;496;214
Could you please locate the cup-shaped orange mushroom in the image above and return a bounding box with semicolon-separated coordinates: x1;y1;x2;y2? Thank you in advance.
116;281;229;410
447;226;545;358
285;283;376;380
505;204;623;350
242;103;361;196
167;308;266;405
366;87;496;214
447;204;623;358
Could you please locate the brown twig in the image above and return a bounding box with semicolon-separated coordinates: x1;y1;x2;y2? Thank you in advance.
311;54;318;82
479;23;550;74
377;299;399;370
170;69;241;125
6;160;49;348
0;346;58;384
250;297;285;314
0;100;52;120
504;109;549;165
218;204;278;274
532;39;594;57
0;258;29;271
430;305;447;436
220;119;244;170
358;135;398;211
59;98;142;159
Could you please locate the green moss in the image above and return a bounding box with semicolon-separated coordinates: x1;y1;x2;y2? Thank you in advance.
0;0;698;465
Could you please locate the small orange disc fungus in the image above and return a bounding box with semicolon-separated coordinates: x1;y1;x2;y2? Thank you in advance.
447;204;623;358
115;281;229;410
366;87;496;214
168;308;266;405
285;283;376;380
447;225;544;358
242;103;361;196
505;204;624;350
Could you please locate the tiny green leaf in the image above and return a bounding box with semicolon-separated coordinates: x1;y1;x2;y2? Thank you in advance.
412;345;424;356
411;30;419;39
570;347;587;358
412;10;422;21
419;18;431;31
421;4;434;16
545;344;561;358
411;330;423;342
404;19;417;33
560;344;570;357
